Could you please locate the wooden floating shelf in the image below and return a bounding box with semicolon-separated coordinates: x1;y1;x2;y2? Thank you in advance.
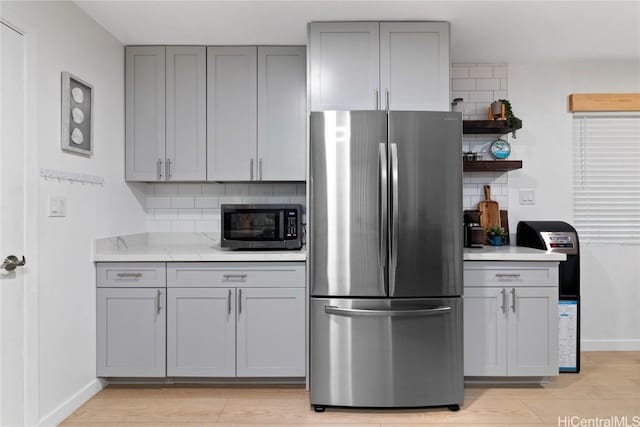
463;160;523;172
463;120;521;135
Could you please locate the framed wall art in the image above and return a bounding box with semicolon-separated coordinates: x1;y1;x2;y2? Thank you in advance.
61;71;93;156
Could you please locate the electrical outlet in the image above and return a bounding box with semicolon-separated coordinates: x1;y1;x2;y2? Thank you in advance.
519;190;535;205
48;196;66;217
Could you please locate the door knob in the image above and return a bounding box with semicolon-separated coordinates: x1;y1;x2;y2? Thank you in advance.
1;255;26;272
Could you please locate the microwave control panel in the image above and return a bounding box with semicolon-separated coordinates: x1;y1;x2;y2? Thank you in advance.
286;210;298;240
540;232;578;255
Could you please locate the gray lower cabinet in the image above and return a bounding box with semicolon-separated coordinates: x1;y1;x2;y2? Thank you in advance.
236;287;306;377
96;288;166;377
167;288;235;377
463;262;559;377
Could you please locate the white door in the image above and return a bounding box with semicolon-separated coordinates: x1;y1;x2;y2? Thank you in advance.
309;22;380;111
463;287;508;376
507;286;559;376
0;21;27;426
380;22;450;111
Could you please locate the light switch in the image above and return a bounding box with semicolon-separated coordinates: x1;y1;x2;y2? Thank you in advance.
519;190;535;205
48;196;66;217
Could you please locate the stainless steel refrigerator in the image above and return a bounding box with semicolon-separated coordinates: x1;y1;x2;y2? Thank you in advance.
309;111;463;411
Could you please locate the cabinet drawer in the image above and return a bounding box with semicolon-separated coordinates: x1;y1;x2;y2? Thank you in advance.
97;263;166;288
464;262;557;287
167;262;305;288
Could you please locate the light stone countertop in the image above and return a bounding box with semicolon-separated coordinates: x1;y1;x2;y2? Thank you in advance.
464;245;566;261
94;232;306;262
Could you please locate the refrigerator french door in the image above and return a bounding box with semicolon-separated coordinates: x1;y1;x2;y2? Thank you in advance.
309;111;463;410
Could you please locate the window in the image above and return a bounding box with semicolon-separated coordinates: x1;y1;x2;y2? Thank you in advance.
573;113;640;244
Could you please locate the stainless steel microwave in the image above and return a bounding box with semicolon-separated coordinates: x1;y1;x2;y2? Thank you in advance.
221;204;303;250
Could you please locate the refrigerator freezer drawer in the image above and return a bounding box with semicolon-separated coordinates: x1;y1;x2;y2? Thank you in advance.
310;297;463;408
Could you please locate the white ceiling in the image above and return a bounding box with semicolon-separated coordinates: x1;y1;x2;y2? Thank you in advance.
75;0;640;63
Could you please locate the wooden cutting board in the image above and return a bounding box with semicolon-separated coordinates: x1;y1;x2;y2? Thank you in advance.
478;185;501;242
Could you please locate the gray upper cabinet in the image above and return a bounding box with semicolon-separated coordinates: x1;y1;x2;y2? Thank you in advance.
236;287;305;377
166;46;207;181
167;288;235;377
97;287;166;377
380;22;450;111
207;46;258;181
309;21;451;112
257;46;306;181
309;22;380;111
126;46;206;181
125;46;166;181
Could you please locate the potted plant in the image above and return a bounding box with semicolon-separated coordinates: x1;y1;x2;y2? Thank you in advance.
486;225;507;246
498;99;522;138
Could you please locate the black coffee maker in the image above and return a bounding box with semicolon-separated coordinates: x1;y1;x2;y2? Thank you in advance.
463;211;484;248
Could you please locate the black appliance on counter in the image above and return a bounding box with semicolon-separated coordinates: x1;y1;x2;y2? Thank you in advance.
221;204;303;250
516;221;580;373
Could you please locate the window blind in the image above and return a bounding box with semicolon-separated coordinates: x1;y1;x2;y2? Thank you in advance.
573;113;640;244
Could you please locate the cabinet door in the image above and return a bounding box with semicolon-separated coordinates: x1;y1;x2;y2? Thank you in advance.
207;46;257;181
257;46;306;181
236;287;305;377
309;22;380;111
167;288;235;377
380;22;450;111
125;46;166;181
166;46;206;181
507;287;559;376
463;287;507;376
97;288;166;377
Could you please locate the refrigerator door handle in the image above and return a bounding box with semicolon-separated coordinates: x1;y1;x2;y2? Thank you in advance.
325;305;451;318
389;143;399;295
379;143;388;271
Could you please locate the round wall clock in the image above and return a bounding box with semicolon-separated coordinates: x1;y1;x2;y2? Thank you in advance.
489;138;511;159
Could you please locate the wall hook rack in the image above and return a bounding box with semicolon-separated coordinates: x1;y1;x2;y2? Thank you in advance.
40;168;104;186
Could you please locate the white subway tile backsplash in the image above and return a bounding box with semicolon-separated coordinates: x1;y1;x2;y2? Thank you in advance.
452;78;476;91
178;184;202;195
468;91;494;103
493;172;509;184
249;183;273;195
451;66;469;78
463;184;478;196
171;196;195;209
226;183;249;195
155;209;178;221
493;91;508;101
195;196;219;208
296;183;307;195
147;196;171;209
493;66;507;78
202;183;226;195
171;221;195;232
147;221;171;232
244;196;268;204
469;66;493;78
500;79;508;90
218;196;243;206
195;220;220;233
476;79;501;91
154;183;179;196
178;209;202;220
202;209;221;220
272;183;297;195
290;196;306;207
269;196;291;204
451;91;469;103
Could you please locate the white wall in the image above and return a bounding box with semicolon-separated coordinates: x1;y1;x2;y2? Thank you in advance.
1;1;147;424
507;60;640;350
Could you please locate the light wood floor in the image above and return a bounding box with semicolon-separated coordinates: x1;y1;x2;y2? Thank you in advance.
63;352;639;426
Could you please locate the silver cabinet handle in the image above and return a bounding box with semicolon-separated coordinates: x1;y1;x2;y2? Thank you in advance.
166;158;171;180
1;255;26;272
375;89;379;110
511;288;516;312
385;89;390;112
500;288;507;313
378;143;388;272
259;158;263;181
223;274;247;282
496;273;521;279
116;272;142;279
227;289;232;315
325;305;451;318
238;288;242;314
157;289;162;314
250;158;254;180
389;143;399;295
157;158;163;180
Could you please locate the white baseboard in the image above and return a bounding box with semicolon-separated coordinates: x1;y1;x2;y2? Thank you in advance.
582;339;640;351
38;378;106;427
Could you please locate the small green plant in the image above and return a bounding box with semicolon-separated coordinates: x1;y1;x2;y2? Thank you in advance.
498;99;522;138
486;225;507;237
